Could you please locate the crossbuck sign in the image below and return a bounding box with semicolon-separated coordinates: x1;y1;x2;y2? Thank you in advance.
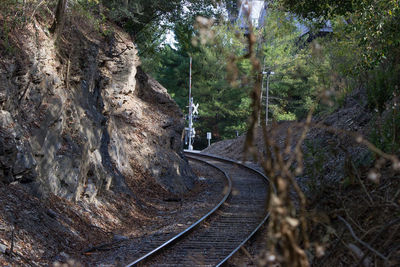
192;103;199;115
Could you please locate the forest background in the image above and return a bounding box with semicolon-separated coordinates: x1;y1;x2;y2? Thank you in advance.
139;0;400;151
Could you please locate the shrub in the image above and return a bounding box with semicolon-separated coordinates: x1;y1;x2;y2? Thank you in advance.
370;107;400;155
366;64;400;113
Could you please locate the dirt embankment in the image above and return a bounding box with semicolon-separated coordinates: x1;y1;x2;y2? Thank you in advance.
205;88;400;266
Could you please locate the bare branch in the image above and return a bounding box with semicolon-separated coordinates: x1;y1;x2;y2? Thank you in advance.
338;216;388;262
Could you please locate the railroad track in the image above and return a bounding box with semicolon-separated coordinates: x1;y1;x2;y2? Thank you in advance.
126;152;272;266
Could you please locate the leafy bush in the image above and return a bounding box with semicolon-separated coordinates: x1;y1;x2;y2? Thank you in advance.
370;109;400;155
366;64;400;113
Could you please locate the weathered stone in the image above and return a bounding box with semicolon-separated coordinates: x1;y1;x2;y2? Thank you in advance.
113;234;129;241
13;146;36;175
0;111;18;184
84;180;97;201
0;91;7;105
0;243;7;254
46;208;57;219
0;23;196;200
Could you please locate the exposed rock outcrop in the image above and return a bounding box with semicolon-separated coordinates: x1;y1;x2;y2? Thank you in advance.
0;19;195;201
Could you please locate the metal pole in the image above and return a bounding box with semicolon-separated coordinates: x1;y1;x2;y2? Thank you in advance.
260;59;265;126
265;73;269;126
188;57;193;150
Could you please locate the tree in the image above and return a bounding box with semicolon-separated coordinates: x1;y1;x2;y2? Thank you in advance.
145;21;255;147
50;0;68;37
277;0;400;68
256;9;326;121
276;0;364;20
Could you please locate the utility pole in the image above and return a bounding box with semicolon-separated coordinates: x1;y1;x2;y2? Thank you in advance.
263;70;274;125
260;58;266;125
188;57;193;151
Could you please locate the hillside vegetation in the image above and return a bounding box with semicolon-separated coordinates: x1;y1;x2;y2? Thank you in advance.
201;1;400;266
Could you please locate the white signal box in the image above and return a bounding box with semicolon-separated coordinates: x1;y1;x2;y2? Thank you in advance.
207;132;212;147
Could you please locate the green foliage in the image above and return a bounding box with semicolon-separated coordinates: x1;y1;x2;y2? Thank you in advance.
270;107;297;121
351;0;400;68
0;0;30;25
259;10;321;121
366;65;400;112
278;0;400;75
101;0;182;35
138;0;400;150
99;0;220;58
276;0;364;19
145;23;252;147
370;109;400;155
336;85;353;108
144;8;348;145
71;0;111;36
0;21;14;55
277;0;400;117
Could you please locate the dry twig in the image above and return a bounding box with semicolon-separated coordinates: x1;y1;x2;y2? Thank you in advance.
337;216;388;262
357;217;400;266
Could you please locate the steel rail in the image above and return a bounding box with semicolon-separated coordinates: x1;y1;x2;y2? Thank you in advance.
125;155;233;267
186;152;276;266
125;151;275;266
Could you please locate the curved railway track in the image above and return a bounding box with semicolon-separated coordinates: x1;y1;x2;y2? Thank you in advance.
126;152;272;266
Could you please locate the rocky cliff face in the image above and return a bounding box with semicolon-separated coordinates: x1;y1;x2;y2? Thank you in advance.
0;20;195;201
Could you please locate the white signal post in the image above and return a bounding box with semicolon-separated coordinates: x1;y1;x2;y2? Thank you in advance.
187;57;199;150
188;57;193;150
263;71;274;125
207;132;212;147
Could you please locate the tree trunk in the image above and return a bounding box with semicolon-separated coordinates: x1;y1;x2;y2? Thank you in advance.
50;0;67;36
123;0;129;9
